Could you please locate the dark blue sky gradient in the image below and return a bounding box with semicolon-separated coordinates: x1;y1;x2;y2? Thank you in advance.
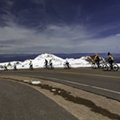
0;0;120;54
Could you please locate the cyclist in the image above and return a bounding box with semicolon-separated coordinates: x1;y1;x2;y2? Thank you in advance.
94;53;100;68
4;64;7;70
49;59;53;69
29;61;33;70
65;59;70;69
14;63;17;70
107;52;114;69
45;59;48;68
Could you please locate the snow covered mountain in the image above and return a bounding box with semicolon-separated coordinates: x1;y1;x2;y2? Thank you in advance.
0;53;91;70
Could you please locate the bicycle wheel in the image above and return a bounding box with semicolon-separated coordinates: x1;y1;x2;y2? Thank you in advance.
103;64;108;71
99;63;103;69
91;63;95;69
91;63;97;69
113;63;119;71
104;63;112;71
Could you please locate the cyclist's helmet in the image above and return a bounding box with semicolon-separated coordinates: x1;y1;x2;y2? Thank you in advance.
108;52;110;55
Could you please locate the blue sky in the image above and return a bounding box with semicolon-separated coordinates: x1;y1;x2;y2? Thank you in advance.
0;0;120;54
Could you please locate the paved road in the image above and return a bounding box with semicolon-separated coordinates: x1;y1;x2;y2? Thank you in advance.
1;68;120;101
0;79;78;120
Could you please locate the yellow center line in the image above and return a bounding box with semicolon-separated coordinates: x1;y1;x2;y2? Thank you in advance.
55;71;120;79
4;69;120;79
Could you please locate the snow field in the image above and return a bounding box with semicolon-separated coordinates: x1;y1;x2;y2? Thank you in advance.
0;53;119;70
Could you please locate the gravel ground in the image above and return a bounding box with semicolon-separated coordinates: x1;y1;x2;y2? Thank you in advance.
0;75;120;120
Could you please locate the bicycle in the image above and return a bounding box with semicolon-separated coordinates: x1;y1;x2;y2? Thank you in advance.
102;61;119;71
64;62;71;69
44;63;48;69
29;65;34;70
91;61;103;69
91;62;98;69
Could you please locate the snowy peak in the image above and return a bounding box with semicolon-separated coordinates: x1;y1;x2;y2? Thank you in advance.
34;53;64;62
35;53;51;59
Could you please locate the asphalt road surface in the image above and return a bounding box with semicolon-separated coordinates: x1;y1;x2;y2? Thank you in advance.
0;79;78;120
1;67;120;101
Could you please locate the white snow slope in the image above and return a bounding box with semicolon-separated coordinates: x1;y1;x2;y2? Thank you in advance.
0;53;92;70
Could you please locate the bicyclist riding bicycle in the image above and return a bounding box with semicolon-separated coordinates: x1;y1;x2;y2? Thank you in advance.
107;52;114;69
65;59;70;69
94;53;100;68
29;61;33;70
49;59;53;69
45;59;48;68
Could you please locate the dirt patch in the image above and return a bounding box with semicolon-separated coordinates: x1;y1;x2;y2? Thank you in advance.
33;84;120;120
0;75;120;120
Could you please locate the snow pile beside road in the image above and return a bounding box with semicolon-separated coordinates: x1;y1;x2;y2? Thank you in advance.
23;80;41;85
0;53;91;70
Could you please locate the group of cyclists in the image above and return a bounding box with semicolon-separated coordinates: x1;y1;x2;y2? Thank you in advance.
3;52;117;71
94;52;114;70
44;59;53;69
4;63;17;71
3;58;70;70
31;59;70;70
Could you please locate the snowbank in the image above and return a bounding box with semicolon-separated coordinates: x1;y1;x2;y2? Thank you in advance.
0;53;107;70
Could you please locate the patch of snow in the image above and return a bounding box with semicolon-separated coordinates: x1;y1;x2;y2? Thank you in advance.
31;81;41;85
23;80;31;83
23;80;41;85
51;89;56;92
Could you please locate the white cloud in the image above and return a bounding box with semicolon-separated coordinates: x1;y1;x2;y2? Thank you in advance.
116;34;120;37
0;0;120;54
0;22;120;54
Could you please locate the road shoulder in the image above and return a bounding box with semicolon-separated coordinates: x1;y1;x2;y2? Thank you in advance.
0;75;120;120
